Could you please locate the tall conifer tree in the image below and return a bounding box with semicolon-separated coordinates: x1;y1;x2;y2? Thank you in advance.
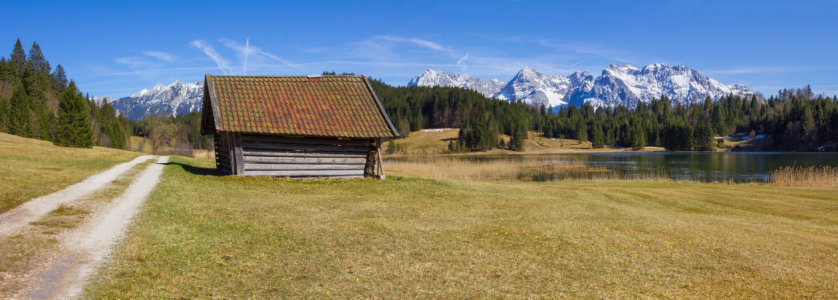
576;118;588;143
0;57;7;80
52;64;68;93
0;94;8;132
27;42;50;73
55;81;93;148
8;84;32;137
10;39;26;83
591;123;605;148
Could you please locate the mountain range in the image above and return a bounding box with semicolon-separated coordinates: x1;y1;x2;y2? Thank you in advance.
408;63;757;109
101;80;203;120
101;63;757;120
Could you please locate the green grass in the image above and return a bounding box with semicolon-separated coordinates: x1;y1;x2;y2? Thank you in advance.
86;156;838;298
0;133;140;212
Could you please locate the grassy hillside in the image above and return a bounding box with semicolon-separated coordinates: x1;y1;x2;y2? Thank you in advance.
87;156;838;298
0;133;139;212
389;129;664;155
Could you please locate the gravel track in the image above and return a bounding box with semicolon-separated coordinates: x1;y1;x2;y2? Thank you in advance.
19;156;169;300
0;155;155;240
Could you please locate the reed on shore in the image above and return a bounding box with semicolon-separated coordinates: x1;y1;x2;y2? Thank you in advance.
386;157;838;186
384;157;602;181
383;157;676;182
770;166;838;187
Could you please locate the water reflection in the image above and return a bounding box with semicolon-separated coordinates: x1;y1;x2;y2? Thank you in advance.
386;152;838;183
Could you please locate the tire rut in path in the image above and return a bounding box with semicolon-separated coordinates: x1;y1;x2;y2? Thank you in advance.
23;156;169;300
0;155;155;240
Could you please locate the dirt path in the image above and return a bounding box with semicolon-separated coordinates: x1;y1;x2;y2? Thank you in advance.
0;155;155;240
21;156;169;300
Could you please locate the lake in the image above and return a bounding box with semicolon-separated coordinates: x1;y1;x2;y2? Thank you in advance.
386;152;838;182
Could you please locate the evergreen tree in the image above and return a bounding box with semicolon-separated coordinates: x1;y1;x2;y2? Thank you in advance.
663;122;693;151
631;125;647;150
0;94;8;132
508;125;526;151
8;84;32;137
591;123;605;148
692;124;715;151
28;42;50;73
22;42;53;141
52;64;68;93
576;118;588;143
0;57;7;80
54;81;93;148
710;105;726;135
10;39;26;83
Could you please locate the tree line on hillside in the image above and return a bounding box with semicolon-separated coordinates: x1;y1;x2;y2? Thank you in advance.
0;39;213;153
369;79;530;151
0;39;128;148
370;78;838;152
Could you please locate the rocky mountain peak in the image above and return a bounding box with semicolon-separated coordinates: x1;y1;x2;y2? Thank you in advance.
410;64;756;109
107;80;204;120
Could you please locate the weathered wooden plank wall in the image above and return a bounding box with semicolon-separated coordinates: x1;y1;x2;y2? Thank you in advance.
213;132;233;175
225;134;377;178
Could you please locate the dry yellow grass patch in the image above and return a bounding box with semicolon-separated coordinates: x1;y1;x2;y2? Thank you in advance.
771;166;838;187
0;133;139;212
388;129;664;155
191;149;215;160
384;156;679;182
384;156;607;181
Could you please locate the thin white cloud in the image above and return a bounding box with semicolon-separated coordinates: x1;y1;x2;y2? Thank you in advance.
82;66;220;77
351;35;460;61
114;57;150;69
143;51;177;62
457;53;469;71
189;40;232;75
220;38;297;71
375;35;449;52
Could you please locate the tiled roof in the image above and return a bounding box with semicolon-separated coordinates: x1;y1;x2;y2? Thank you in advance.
204;75;397;138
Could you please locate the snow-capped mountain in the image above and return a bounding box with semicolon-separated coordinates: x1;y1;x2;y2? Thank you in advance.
491;67;589;107
408;64;756;109
408;70;506;98
101;64;756;120
106;80;203;120
566;63;756;108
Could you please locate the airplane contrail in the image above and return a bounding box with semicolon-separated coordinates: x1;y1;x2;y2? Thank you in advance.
244;37;249;75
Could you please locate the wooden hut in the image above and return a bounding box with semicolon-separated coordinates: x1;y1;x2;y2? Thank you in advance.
200;74;398;178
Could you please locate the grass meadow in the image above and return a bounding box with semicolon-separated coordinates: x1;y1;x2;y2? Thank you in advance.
86;156;838;298
0;133;139;212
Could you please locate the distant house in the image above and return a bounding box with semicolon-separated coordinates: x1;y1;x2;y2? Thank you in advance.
200;74;399;178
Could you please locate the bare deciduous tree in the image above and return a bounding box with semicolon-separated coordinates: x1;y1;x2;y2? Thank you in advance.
147;115;176;155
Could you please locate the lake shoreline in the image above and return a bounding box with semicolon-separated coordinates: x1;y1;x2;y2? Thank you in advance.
384;152;838;183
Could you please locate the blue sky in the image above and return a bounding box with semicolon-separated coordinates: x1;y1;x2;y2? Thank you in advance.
2;0;836;98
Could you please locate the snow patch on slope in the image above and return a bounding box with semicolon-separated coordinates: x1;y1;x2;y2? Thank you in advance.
107;80;204;120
